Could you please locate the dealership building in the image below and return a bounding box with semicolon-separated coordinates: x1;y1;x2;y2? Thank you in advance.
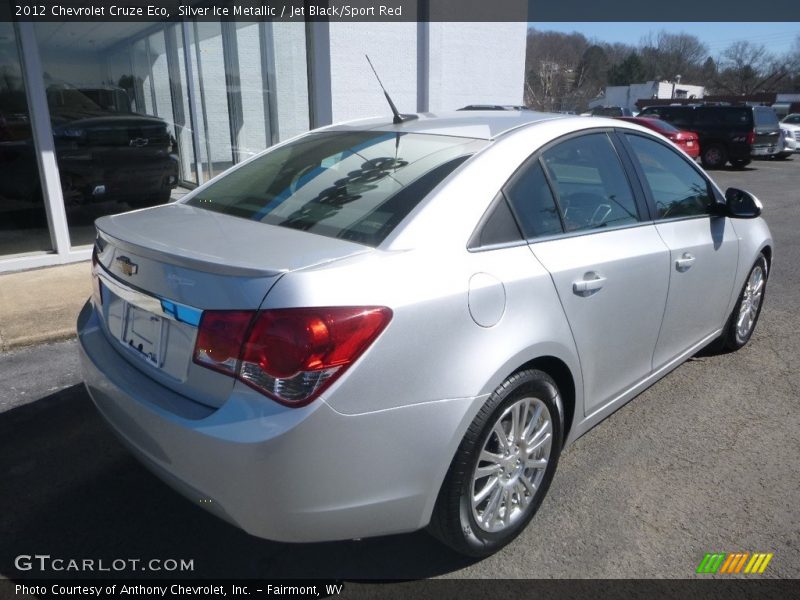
0;19;526;272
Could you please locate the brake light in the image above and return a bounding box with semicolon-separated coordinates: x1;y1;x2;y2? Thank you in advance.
193;307;392;406
193;311;254;375
747;130;756;145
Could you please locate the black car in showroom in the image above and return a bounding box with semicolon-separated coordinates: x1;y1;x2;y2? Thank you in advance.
637;104;781;169
1;84;178;211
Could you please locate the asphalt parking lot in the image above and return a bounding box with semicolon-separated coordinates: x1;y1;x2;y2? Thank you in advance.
1;156;798;582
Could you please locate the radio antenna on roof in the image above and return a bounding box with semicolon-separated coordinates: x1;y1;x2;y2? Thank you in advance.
365;54;418;125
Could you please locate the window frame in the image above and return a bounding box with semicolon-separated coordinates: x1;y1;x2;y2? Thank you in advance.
615;129;724;224
468;128;652;252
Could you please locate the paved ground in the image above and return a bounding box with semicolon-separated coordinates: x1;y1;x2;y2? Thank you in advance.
0;158;798;581
0;262;91;351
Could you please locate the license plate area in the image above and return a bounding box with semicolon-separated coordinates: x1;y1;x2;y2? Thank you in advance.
122;303;165;367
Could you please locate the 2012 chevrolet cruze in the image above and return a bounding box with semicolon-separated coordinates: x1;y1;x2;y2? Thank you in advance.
78;111;772;557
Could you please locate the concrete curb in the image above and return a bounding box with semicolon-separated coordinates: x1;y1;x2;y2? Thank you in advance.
0;262;91;352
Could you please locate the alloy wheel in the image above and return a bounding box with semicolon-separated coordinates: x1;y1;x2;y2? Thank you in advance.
736;264;765;342
470;397;553;533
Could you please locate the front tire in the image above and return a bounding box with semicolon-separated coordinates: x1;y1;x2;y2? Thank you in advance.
428;369;563;557
715;254;769;352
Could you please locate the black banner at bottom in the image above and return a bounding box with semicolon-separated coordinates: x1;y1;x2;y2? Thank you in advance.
3;579;800;600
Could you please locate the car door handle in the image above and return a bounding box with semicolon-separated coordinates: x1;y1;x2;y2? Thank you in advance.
675;253;696;271
573;273;606;295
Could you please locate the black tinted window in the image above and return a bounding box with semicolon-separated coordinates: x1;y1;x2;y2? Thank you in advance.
541;133;639;232
625;134;712;219
693;108;721;126
503;160;563;238
187;131;485;246
666;108;692;128
469;194;523;248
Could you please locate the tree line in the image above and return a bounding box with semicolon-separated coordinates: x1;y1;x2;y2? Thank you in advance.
524;29;800;112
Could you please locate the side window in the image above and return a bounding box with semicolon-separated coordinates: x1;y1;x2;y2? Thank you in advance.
503;159;563;239
668;108;693;129
625;134;712;219
694;108;720;127
540;133;640;232
469;192;524;248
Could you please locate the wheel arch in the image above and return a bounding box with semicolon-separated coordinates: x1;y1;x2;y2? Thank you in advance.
512;356;577;446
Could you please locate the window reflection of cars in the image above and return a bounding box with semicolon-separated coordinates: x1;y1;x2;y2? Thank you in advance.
47;84;179;207
1;84;178;210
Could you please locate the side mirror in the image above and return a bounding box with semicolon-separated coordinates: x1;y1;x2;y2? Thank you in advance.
724;187;762;219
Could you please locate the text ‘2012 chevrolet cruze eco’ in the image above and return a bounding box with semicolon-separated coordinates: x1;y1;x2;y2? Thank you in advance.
78;111;772;557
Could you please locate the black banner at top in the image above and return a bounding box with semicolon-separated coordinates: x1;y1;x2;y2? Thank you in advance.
2;0;800;22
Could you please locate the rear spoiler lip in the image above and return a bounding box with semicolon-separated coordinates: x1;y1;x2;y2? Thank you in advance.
95;227;285;279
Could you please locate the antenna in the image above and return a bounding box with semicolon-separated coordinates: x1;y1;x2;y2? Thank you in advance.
365;55;418;125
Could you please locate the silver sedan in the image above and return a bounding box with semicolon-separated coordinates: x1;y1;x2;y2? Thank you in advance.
78;111;772;557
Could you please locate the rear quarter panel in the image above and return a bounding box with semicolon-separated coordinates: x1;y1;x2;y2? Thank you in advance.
260;244;583;419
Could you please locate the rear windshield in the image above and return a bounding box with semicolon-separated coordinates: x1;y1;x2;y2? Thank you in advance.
187;130;485;246
754;108;779;128
640;118;679;133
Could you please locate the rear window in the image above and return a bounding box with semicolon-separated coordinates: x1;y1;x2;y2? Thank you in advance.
754;108;779;128
187;131;485;246
640;118;679;133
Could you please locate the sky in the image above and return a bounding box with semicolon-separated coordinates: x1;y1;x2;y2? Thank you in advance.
529;22;800;56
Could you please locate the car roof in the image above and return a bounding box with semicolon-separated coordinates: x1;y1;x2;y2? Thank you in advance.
320;110;568;141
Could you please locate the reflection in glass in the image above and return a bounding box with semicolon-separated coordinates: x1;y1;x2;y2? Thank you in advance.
0;22;52;256
35;22;180;248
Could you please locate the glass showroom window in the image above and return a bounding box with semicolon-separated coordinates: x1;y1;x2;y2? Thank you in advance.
29;20;310;251
33;22;182;248
0;22;51;257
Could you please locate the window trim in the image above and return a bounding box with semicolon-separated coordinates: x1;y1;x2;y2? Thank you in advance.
468;127;658;252
615;129;723;224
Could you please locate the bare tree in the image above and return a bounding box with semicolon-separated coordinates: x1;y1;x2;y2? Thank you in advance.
714;41;784;94
639;31;708;82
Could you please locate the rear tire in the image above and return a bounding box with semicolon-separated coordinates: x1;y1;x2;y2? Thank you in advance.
701;144;727;169
428;369;563;557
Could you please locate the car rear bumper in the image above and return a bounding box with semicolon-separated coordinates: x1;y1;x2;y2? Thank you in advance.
751;145;779;157
77;299;478;542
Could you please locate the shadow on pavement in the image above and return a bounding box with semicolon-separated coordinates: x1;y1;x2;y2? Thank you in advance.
0;385;476;580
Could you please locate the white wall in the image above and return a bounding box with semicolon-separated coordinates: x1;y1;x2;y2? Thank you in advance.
273;23;311;140
328;22;418;123
427;22;526;111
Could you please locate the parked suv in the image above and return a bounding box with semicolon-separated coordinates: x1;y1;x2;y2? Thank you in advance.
638;104;781;168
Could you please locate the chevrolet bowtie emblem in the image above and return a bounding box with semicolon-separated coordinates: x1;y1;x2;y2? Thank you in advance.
116;256;139;276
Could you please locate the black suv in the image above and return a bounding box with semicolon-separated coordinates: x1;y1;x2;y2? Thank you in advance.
638;104;781;169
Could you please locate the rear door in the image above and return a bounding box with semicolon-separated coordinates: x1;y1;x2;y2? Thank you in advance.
619;132;739;369
509;132;670;414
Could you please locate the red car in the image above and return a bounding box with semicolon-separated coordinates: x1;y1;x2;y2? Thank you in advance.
615;116;700;158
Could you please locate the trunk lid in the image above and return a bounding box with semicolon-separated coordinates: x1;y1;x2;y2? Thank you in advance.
93;202;371;408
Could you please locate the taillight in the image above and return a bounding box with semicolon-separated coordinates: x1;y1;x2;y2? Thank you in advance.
193;307;392;407
747;130;756;145
193;311;254;375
